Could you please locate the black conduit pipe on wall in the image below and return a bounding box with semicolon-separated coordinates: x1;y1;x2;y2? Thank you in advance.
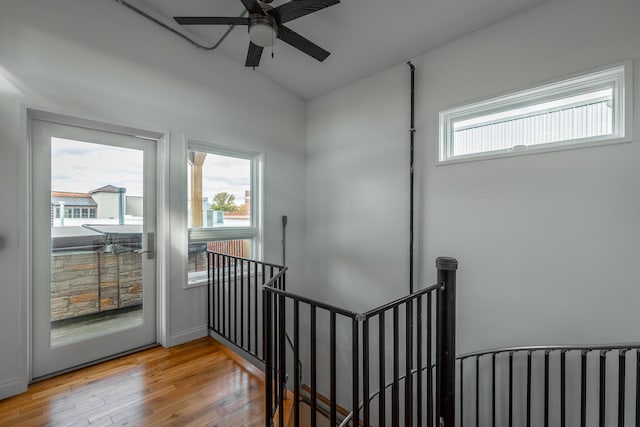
113;0;243;51
407;61;416;294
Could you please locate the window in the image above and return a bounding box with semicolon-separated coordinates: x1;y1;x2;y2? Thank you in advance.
81;208;88;218
439;62;632;163
186;143;261;286
73;208;80;218
89;208;96;218
65;207;72;218
55;207;60;218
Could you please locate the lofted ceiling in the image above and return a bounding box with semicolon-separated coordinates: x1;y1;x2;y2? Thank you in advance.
134;0;545;99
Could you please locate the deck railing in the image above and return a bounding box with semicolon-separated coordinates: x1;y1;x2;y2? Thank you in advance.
263;257;458;427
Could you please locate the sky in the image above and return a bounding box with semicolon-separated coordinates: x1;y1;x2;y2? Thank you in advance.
51;137;250;205
51;138;145;196
189;152;251;206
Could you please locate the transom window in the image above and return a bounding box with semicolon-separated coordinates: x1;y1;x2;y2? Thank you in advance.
439;62;631;163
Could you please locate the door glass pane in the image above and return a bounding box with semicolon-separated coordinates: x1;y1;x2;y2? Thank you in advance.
50;138;144;346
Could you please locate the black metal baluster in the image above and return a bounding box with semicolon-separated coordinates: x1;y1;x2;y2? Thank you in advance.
393;306;400;427
278;294;286;427
492;353;496;427
224;256;228;338
427;292;433;427
527;351;532;427
240;260;244;348
476;356;479;427
581;350;588;427
294;300;300;427
380;312;386;427
636;350;639;427
509;352;513;427
417;296;423;427
331;312;337;427
254;262;258;357
311;305;317;427
273;288;278;415
600;350;607;427
217;254;221;332
363;317;370;427
619;349;627;427
561;351;566;427
234;257;238;343
207;251;211;330
264;288;273;427
544;350;550;427
353;317;360;427
406;300;414;427
259;264;266;355
247;261;251;354
460;358;464;427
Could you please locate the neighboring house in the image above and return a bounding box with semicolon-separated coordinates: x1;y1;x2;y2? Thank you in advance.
89;185;126;220
51;192;97;221
51;186;141;226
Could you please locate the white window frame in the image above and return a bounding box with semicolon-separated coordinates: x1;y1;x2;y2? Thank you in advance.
185;140;263;287
439;60;633;164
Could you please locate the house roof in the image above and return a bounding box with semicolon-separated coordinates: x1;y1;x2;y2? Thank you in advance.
51;192;97;207
90;185;124;194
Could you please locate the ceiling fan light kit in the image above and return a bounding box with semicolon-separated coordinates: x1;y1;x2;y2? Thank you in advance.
248;14;278;47
174;0;340;67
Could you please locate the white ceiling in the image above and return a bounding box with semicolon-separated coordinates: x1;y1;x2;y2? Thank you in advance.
136;0;545;99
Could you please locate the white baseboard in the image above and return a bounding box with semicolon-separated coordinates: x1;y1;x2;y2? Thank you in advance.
167;325;208;347
0;378;27;400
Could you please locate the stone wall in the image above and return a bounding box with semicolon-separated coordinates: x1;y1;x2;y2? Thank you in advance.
50;251;142;321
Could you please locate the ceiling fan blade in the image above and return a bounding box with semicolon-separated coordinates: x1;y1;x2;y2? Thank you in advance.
269;0;339;24
245;42;264;67
277;26;330;62
240;0;265;15
174;17;249;25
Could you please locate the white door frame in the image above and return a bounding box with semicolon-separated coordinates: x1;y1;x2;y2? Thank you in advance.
25;109;171;381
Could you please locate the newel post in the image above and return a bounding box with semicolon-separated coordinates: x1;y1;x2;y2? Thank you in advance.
436;257;458;427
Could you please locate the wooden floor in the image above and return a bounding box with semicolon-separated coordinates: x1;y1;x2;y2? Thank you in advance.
0;337;266;427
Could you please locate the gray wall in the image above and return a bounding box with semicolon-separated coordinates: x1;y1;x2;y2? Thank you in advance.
305;0;640;359
0;0;305;398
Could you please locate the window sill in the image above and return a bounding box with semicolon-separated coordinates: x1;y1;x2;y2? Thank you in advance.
437;135;633;166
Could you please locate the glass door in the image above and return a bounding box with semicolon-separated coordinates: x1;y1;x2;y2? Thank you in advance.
31;120;157;379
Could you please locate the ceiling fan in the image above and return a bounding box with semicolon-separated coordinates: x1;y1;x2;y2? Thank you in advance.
174;0;339;67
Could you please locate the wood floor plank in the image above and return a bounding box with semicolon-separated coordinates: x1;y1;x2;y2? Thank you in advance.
0;337;266;426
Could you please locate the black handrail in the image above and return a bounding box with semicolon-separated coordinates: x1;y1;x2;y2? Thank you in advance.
364;282;441;318
261;286;358;319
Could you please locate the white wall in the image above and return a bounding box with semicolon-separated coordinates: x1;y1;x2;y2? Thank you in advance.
0;0;305;399
92;192;120;219
305;0;640;362
126;196;143;217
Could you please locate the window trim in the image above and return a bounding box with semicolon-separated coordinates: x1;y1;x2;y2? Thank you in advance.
185;140;263;288
438;60;633;165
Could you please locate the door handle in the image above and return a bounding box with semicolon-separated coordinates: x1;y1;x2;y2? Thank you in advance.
134;232;155;260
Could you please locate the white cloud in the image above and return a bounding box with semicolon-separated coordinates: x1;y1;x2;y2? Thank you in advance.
51;138;144;196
